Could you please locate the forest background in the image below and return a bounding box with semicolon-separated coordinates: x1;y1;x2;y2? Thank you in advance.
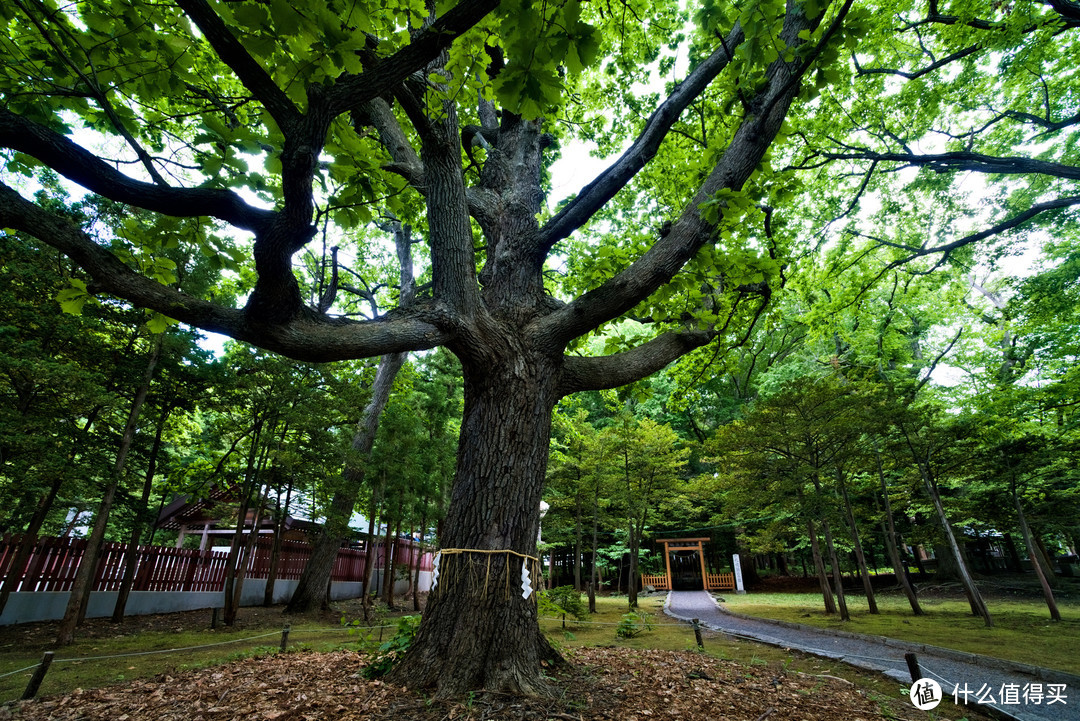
0;0;1078;697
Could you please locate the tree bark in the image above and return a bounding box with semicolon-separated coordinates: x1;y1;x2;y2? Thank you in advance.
820;518;850;621
835;469;877;614
1013;480;1061;621
807;518;837;614
389;353;561;697
57;337;162;644
923;472;992;626
112;403;172;621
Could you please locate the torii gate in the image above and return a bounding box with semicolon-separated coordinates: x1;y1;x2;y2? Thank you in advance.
641;537;736;591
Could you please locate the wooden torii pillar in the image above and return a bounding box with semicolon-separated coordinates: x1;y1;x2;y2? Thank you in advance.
654;538;710;591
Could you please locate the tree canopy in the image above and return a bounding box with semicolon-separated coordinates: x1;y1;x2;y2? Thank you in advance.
2;0;1079;698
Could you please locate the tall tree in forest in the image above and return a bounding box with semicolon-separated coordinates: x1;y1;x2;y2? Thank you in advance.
2;0;1078;694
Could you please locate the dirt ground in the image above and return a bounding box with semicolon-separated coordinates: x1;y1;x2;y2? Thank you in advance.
0;645;985;721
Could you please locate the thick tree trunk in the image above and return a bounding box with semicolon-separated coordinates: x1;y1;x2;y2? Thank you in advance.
389;354;561;697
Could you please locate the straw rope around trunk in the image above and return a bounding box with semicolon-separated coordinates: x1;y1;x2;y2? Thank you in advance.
430;548;542;602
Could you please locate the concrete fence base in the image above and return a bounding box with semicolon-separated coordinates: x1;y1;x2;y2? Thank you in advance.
0;570;432;625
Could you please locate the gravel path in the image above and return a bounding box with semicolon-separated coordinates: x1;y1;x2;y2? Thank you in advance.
665;590;1079;721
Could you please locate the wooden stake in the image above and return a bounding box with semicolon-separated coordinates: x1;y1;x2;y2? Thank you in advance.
22;651;54;700
904;652;922;682
692;618;704;649
280;624;291;652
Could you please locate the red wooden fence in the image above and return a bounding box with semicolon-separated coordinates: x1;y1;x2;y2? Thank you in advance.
0;534;433;595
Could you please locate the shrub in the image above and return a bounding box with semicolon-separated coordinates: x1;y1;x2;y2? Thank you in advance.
540;586;588;620
616;611;654;639
360;615;421;679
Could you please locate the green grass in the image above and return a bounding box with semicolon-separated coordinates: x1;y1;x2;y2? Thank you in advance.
540;595;976;719
721;590;1080;675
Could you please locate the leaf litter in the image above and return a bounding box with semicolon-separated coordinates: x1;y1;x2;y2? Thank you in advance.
1;646;984;720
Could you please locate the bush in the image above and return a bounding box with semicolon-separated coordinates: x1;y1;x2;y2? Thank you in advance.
616;611;654;639
540;585;588;620
360;615;421;679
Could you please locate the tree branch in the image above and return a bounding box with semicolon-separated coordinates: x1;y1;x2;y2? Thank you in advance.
882;194;1080;268
0;107;275;233
853;42;981;81
815;148;1080;180
536;24;746;252
534;8;817;346
174;0;301;130
325;0;499;115
0;182;448;362
557;330;715;396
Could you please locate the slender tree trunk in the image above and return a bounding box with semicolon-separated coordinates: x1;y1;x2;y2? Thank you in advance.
361;480;382;622
807;518;836;614
835;469;877;614
230;480;270;619
573;487;583;592
57;338;161;644
264;477;293;606
1013;480;1061;621
390;354;561;697
923;470;992;626
0;405;107;616
1033;534;1059;584
820;518;850;621
413;511;426;612
384;515;401;609
287;223;414;614
112;404;171;621
1003;533;1023;572
874;454;922;615
286;351;407;613
588;476;600;614
223;419;264;626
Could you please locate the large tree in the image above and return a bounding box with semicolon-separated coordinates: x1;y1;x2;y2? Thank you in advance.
1;0;1077;697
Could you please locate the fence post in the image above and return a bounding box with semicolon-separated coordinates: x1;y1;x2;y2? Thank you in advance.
692;618;704;649
904;652;922;682
280;624;291;652
21;651;54;700
211;607;220;629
